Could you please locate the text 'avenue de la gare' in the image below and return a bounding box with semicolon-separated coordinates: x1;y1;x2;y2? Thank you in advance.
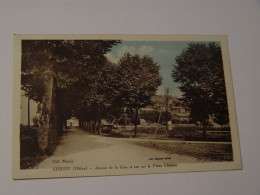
52;163;177;171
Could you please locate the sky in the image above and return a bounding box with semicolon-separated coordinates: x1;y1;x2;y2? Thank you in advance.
105;41;193;97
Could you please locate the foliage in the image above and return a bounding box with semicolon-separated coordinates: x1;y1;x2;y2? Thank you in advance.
116;53;162;110
140;110;159;123
210;63;230;126
74;60;120;126
21;40;120;123
172;42;229;134
115;53;162;136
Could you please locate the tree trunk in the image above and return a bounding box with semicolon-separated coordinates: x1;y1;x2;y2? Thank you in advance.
203;125;207;138
124;111;127;125
63;120;66;131
134;108;138;138
165;88;169;137
38;70;53;152
154;107;162;136
48;77;59;145
94;120;97;133
28;97;30;131
89;120;93;133
97;115;102;135
87;120;90;131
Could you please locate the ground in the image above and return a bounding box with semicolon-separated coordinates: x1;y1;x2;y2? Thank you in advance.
36;127;232;169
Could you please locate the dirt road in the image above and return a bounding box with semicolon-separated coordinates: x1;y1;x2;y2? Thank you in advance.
36;127;200;169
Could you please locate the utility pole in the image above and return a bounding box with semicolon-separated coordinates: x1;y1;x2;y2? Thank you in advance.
154;106;162;136
165;87;169;137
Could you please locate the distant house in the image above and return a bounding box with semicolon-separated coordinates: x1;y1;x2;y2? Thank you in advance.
170;102;190;122
66;118;79;127
142;95;191;122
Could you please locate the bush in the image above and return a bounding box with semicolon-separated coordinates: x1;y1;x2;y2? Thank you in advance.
20;124;60;169
169;126;198;139
20;125;39;158
140;110;158;123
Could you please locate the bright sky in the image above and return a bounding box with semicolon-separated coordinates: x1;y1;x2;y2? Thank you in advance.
106;41;194;97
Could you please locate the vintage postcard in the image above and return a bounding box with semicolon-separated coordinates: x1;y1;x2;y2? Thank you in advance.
12;34;242;179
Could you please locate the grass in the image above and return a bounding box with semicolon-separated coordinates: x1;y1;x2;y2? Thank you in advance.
105;125;233;162
132;141;233;162
107;125;232;142
169;126;232;142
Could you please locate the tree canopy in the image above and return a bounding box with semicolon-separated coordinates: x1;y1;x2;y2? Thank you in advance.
22;41;163;137
22;40;120;122
116;53;162;136
172;42;229;136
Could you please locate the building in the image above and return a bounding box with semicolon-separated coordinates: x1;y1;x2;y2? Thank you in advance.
20;92;41;126
143;95;191;122
66;118;79;127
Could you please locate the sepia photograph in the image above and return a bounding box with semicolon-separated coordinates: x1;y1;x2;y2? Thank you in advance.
12;34;242;179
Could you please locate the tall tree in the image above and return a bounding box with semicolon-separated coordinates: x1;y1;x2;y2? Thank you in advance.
210;60;229;127
22;40;120;102
21;40;120;139
74;60;119;134
172;42;229;137
116;53;162;137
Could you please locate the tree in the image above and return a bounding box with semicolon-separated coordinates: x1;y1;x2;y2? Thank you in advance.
210;61;229;127
22;40;120;103
116;53;162;137
74;60;120;134
21;40;120;146
172;42;229;137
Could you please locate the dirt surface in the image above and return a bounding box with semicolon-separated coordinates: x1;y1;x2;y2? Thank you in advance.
36;127;201;169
